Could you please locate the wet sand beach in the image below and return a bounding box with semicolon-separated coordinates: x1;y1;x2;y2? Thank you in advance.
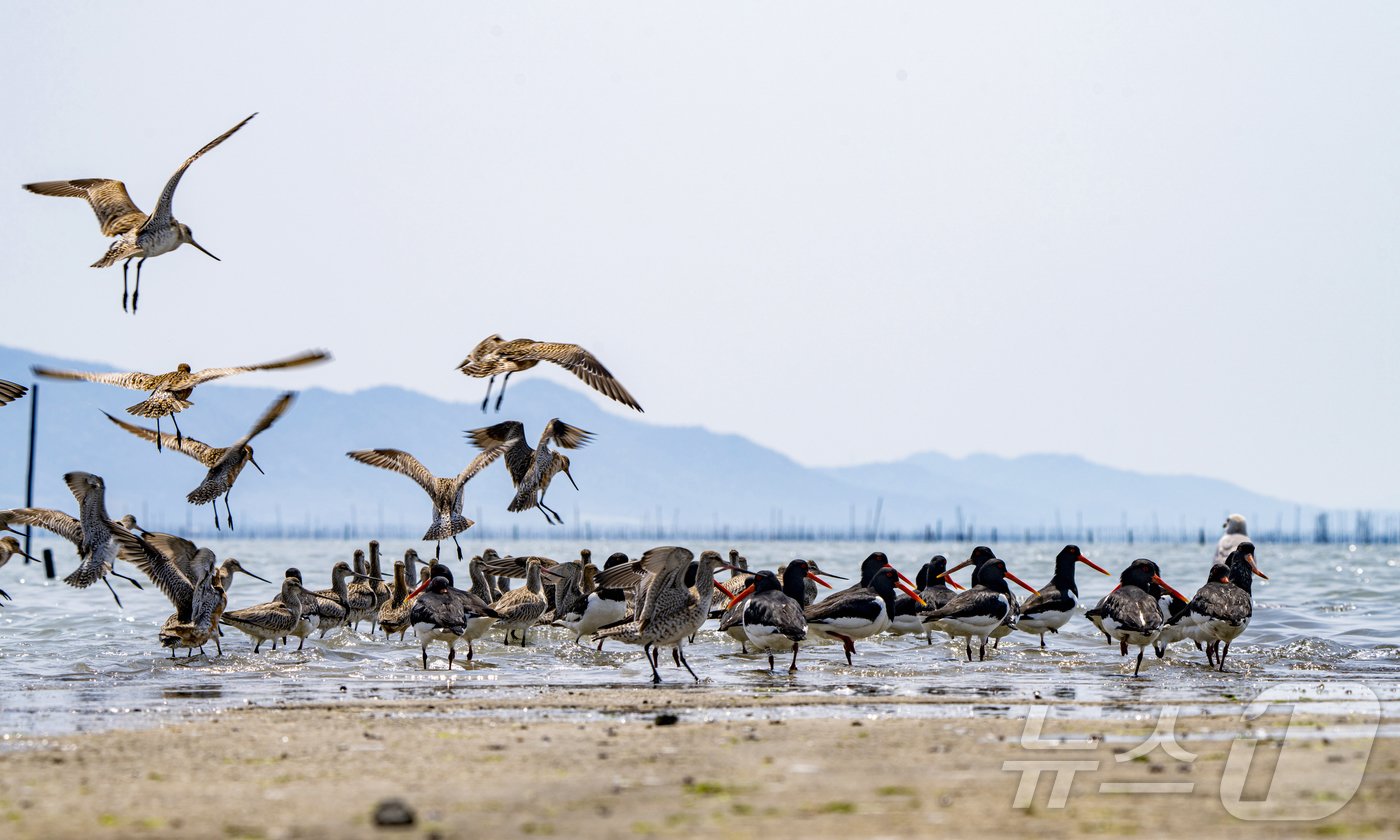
0;690;1393;839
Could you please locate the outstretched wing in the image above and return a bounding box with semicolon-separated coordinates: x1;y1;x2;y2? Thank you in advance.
110;525;195;616
347;449;439;497
22;179;148;236
191;349;331;385
541;418;593;450
452;437;516;493
0;508;84;548
143;113;256;231
0;380;27;406
33;366;161;392
515;342;643;411
103;411;221;466
214;392;294;469
465;422;531;485
141;531;202;582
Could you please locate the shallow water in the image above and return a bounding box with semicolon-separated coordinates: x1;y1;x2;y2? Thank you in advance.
1;539;1396;738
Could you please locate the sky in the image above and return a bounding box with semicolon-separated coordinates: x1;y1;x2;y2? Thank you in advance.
2;3;1397;510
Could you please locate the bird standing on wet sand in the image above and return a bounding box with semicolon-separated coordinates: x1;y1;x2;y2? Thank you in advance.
466;419;592;525
406;575;467;669
0;472;145;606
221;575;305;654
938;546;1038;647
488;558;554;645
727;560;832;672
804;552;924;665
23;113;256;313
594;547;714;683
1167;542;1268;671
888;556;964;640
1015;545;1111;647
458;335;644;413
1084;559;1190;676
105;392;295;530
346;438;514;560
922;559;1020;662
34;350;327;451
0;380;27;407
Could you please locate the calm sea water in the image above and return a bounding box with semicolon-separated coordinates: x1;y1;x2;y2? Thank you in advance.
1;539;1395;739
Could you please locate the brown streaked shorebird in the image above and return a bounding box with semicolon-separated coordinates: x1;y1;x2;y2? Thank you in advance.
0;534;38;604
458;335;643;413
33;349;327;450
466;419;592;525
23;113;256;313
0;472;144;606
221;575;305;654
345;549;380;634
104;392;295;530
345;439;513;560
377;559;415;640
487;558;554;645
302;562;356;639
0;380;27;407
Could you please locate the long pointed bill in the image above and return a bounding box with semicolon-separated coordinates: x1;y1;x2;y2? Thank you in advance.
407;578;432;599
563;468;579;491
239;568;273;584
1004;570;1038;594
540;566;565;580
189;240;221;261
937;559;973;580
806;572;834;589
1243;553;1269;580
249;457;266;475
1078;555;1111;576
884;565;917;588
726;583;756;608
946;577;965;591
896;579;927;607
715;562;747;576
1152;575;1190;604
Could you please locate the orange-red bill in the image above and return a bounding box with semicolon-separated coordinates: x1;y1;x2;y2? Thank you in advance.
890;567;917;588
1078;554;1111;576
946;577;966;591
1005;570;1038;594
937;559;973;580
407;578;431;599
727;584;756;608
1153;575;1190;603
896;579;927;607
1243;554;1269;580
807;572;834;589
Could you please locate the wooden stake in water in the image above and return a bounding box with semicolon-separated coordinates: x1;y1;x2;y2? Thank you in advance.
23;382;38;565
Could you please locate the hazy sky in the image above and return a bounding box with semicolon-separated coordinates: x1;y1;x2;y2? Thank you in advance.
3;3;1397;510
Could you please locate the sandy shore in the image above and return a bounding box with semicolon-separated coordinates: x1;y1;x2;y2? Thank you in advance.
0;690;1392;839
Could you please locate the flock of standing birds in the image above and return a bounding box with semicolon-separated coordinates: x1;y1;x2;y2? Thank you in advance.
1;115;1269;682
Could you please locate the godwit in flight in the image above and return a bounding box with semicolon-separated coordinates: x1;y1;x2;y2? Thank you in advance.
34;349;327;450
466;419;592;524
458;335;643;412
346;439;513;559
104;392;295;530
23;113;256;313
0;380;26;406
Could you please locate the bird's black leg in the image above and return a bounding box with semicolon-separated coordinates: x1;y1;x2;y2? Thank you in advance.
537;505;554;525
254;640;262;654
965;638;973;662
678;646;699;682
224;491;234;531
453;534;463;560
494;372;511;412
1218;642;1230;672
480;376;495;413
646;644;661;684
216;635;223;656
132;258;146;314
467;639;474;661
540;500;564;525
421;645;429;669
111;570;144;589
171;413;184;450
448;646;456;669
1134;648;1145;676
979;638;987;661
435;542;442;561
102;576;124;609
155;415;164;453
122;259;131;312
212;502;221;531
790;644;800;672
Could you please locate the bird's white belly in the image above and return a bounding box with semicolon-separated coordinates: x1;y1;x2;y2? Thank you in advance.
1101;615;1158;647
1017;608;1074;634
745;623;798;652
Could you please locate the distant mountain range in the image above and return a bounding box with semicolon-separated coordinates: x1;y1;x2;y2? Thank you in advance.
0;343;1314;539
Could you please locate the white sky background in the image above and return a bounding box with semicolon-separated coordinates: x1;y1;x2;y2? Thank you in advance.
2;3;1397;509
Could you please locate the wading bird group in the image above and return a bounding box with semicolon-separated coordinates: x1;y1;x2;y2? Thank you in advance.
3;113;1271;686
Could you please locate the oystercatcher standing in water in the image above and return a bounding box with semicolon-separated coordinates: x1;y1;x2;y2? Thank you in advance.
1084;559;1189;676
1015;544;1111;647
1166;542;1268;670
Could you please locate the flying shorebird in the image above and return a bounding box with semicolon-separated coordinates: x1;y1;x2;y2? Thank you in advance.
22;113;256;314
345;439;515;560
0;536;40;604
0;472;145;606
465;419;592;524
458;335;643;413
103;392;296;530
33;349;328;450
0;380;27;407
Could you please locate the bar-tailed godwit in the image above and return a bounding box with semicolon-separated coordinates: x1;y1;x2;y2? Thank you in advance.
23;113;256;313
466;419;592;524
0;380;26;406
458;335;643;412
